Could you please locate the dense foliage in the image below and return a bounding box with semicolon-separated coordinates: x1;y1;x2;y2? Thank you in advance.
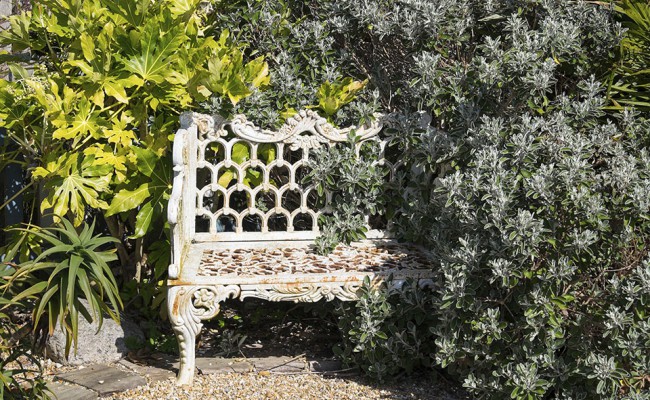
607;0;650;110
0;0;267;394
0;0;268;272
0;274;50;400
335;278;437;381
1;0;650;398
305;138;389;254
213;0;650;397
6;220;121;356
428;85;650;398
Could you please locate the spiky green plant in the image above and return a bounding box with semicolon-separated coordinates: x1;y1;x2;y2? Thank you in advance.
607;0;650;109
5;219;122;357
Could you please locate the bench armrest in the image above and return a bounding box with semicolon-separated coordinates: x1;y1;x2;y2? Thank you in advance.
168;127;187;279
168;166;184;226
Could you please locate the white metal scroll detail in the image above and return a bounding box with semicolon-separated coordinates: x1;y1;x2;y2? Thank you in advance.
239;282;362;302
168;285;241;385
180;109;384;149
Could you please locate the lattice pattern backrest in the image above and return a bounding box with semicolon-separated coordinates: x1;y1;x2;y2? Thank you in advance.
181;110;400;242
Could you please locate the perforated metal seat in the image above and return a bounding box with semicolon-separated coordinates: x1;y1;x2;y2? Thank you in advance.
172;241;433;286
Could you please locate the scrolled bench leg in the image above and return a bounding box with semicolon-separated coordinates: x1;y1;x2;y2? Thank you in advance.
168;285;241;385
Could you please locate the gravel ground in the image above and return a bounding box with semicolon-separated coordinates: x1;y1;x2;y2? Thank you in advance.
107;372;461;400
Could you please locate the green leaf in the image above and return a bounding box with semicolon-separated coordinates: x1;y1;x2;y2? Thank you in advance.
130;201;154;238
103;79;129;104
80;32;95;61
244;56;270;88
0;12;32;51
314;78;367;118
243;168;262;187
52;97;104;141
67;254;82;311
121;20;185;84
67;59;94;76
232;142;250;164
76;269;96;320
11;280;48;304
105;183;151;216
218;168;236;187
132;146;159;177
225;76;250;105
258;144;276;164
148;240;171;280
169;0;201;16
33;285;59;333
105;0;150;27
321;96;339;117
8;63;30;80
41;154;111;226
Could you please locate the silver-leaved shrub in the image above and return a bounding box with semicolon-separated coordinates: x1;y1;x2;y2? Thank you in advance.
211;0;649;397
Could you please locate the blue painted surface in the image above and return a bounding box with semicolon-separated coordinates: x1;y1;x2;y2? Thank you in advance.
1;129;24;230
2;164;23;227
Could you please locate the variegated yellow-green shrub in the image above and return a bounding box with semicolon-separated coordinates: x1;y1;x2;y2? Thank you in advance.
0;0;269;272
0;0;269;371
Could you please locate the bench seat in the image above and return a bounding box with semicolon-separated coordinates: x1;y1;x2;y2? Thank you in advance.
171;241;434;286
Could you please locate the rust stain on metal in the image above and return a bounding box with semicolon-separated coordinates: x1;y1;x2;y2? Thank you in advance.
168;279;191;286
172;294;180;315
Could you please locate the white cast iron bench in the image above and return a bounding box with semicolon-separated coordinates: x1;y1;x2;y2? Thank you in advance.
167;110;435;384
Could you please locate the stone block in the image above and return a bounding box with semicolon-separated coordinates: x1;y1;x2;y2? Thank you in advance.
196;357;254;374
46;300;144;366
249;356;307;373
56;364;146;396
47;381;98;400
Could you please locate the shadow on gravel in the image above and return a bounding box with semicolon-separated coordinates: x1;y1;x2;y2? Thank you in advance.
135;298;467;399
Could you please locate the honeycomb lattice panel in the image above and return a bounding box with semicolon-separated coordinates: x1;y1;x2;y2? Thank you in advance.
196;139;323;234
197;243;434;277
190;111;402;236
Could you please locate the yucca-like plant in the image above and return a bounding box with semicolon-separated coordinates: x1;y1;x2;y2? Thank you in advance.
5;219;122;357
607;0;650;110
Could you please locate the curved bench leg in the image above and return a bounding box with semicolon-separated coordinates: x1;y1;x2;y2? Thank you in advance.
168;285;241;385
168;286;199;385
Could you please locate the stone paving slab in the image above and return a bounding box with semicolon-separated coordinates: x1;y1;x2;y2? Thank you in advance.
248;356;307;373
307;359;343;373
47;381;98;400
56;364;146;396
144;352;180;369
196;357;254;374
118;359;177;383
51;355;348;398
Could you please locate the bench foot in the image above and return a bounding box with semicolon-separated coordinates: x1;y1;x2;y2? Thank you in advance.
168;285;241;385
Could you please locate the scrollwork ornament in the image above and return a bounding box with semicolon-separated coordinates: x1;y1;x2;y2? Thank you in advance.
168;285;241;385
187;109;385;145
285;133;329;151
240;282;361;302
190;285;241;320
192;287;217;316
193;114;215;139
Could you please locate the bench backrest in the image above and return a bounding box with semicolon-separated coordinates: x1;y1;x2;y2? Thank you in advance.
171;110;401;245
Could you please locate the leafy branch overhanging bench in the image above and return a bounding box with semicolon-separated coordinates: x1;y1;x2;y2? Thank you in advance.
167;110;435;384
